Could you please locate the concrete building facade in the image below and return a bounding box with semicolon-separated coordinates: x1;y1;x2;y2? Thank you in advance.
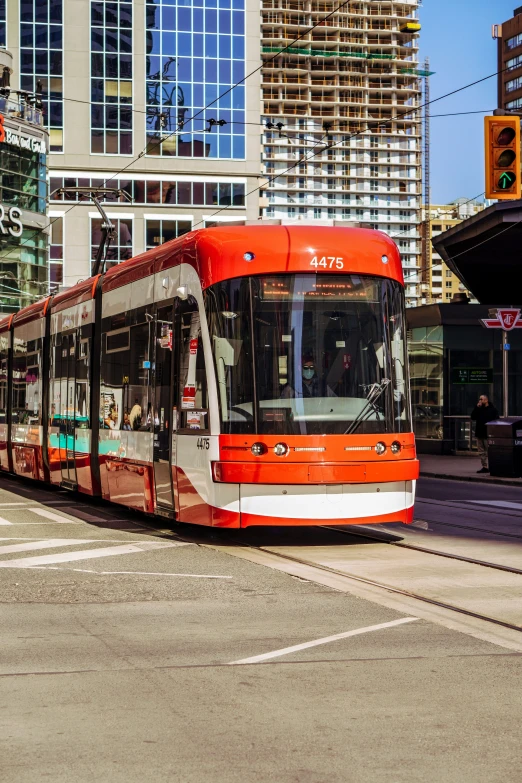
4;0;262;290
260;0;423;306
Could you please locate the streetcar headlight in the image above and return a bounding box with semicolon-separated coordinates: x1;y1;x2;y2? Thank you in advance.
375;441;387;455
251;442;267;456
274;442;289;457
244;251;255;262
391;441;402;454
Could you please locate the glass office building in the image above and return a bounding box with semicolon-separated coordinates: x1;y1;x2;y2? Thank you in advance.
145;0;246;159
20;0;63;152
5;0;260;288
0;47;49;313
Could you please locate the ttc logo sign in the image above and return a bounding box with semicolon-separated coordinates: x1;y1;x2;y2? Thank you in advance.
482;308;522;331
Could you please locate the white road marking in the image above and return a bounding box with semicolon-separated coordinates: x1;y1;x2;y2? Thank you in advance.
0;540;182;568
33;567;232;578
0;502;30;506
29;508;79;523
227;617;419;665
467;500;522;511
0;521;79;526
0;539;92;555
0;517;12;525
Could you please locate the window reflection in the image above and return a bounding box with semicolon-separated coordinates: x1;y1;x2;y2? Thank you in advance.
145;0;245;159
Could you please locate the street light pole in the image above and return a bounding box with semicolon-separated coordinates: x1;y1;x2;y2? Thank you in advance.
503;329;509;418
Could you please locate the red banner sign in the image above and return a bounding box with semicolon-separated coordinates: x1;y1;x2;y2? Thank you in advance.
481;308;522;331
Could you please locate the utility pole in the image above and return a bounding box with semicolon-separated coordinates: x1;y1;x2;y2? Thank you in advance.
422;57;431;301
503;330;509;417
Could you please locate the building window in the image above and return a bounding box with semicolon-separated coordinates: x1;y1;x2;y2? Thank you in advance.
506;76;522;93
91;217;133;272
507;54;522;71
49;216;64;292
145;219;191;249
0;0;6;46
313;208;322;219
342;208;351;219
0;145;47;214
91;0;133;155
445;281;452;289
327;208;335;219
432;224;442;231
145;0;246;159
506;97;522;110
20;0;63;152
445;293;452;300
506;33;522;50
51;177;246;207
445;270;452;278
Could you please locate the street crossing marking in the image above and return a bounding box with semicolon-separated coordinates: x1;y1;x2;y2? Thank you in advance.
29;508;80;524
227;617;419;665
0;540;185;568
0;517;12;525
0;539;92;555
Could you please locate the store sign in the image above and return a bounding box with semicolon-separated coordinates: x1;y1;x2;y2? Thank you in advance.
0;205;22;238
481;308;522;331
0;114;46;154
451;368;493;384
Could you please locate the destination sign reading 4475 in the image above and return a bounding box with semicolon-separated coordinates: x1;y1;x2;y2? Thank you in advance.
481;308;522;331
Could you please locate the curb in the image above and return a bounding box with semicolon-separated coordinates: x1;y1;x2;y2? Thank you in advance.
420;470;522;488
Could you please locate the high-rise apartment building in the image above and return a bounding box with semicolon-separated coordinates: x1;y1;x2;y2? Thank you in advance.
495;6;522;111
260;0;422;306
4;0;261;291
421;200;484;305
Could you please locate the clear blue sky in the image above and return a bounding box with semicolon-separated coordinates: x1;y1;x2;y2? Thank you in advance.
419;0;514;204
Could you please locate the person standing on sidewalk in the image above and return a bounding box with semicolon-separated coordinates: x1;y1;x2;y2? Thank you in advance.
470;394;499;474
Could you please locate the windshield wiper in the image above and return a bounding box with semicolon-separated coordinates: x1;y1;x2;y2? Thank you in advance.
344;378;391;435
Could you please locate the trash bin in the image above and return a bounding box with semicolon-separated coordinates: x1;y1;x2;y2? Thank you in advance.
486;418;522;478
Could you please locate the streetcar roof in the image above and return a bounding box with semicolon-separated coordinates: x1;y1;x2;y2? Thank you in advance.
1;226;403;328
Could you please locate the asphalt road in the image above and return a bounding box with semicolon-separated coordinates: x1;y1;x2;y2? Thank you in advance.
1;474;522;783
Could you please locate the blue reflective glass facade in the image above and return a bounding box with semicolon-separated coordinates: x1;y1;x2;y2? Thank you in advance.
91;0;133;154
20;0;63;152
145;0;246;159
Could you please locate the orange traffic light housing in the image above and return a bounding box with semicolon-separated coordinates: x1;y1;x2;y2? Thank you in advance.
485;116;521;200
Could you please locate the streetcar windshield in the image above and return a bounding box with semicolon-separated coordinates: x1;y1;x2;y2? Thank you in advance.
206;274;410;435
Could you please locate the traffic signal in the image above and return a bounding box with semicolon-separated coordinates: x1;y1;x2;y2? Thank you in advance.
485;116;521;200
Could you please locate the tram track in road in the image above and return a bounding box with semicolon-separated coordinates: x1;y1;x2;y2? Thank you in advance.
215;531;522;636
324;524;522;576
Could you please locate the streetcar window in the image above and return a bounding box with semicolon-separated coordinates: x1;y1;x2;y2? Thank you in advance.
178;310;209;432
100;323;152;431
0;332;8;425
206;274;410;436
11;322;44;427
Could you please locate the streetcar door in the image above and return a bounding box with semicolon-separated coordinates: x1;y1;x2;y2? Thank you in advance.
59;332;77;487
152;304;175;512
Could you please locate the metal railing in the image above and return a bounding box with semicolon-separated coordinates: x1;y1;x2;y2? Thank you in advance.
0;94;44;127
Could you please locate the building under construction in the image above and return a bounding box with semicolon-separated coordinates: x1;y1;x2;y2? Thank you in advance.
261;0;423;306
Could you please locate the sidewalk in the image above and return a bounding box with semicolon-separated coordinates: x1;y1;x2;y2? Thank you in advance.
419;453;522;487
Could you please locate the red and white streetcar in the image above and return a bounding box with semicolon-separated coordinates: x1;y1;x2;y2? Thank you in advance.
0;225;418;527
